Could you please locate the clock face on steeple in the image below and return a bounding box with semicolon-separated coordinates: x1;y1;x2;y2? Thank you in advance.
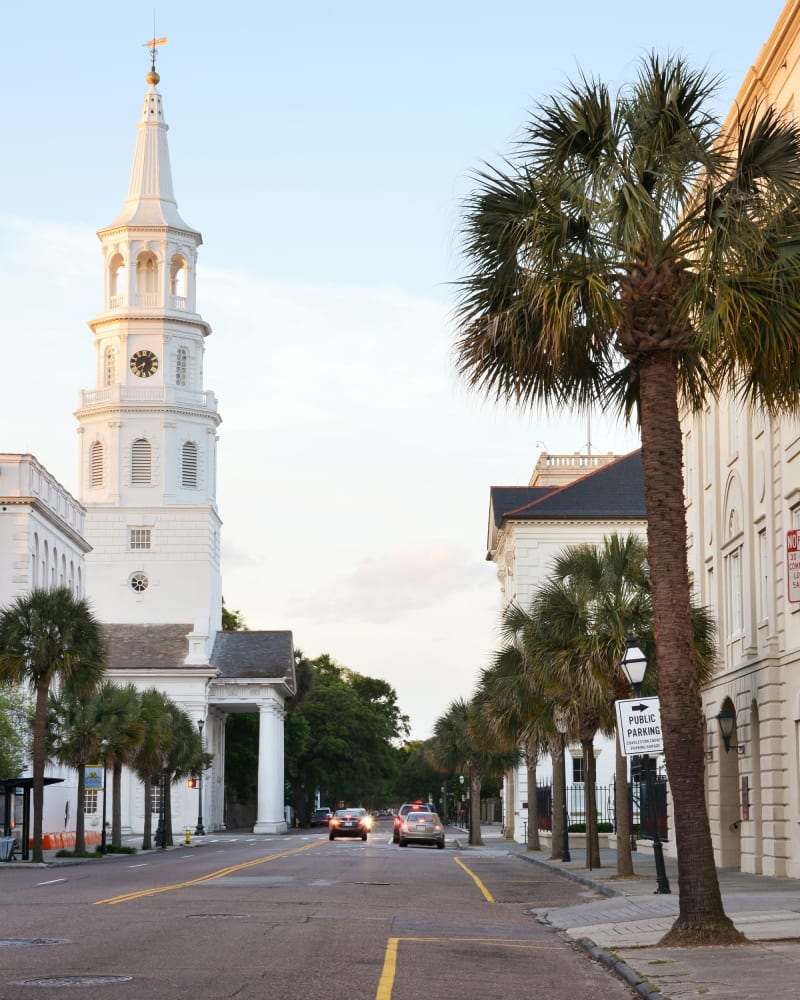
130;349;159;378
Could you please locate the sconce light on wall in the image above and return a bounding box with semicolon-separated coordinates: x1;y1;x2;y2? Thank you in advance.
716;708;745;755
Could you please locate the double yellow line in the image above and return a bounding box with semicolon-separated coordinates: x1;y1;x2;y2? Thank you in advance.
94;840;322;905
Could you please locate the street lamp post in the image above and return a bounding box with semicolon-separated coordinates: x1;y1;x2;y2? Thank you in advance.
100;738;109;854
621;635;671;894
157;753;167;850
553;709;571;863
195;719;206;836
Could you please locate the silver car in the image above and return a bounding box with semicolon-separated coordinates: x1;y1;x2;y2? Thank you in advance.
397;810;445;849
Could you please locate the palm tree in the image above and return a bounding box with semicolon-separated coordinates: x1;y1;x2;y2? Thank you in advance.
132;688;176;850
94;682;144;849
453;53;800;943
478;644;553;852
0;588;105;862
47;688;102;853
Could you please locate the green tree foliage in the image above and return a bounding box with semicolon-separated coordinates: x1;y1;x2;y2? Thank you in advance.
221;598;246;632
285;653;409;823
0;587;106;861
0;684;31;780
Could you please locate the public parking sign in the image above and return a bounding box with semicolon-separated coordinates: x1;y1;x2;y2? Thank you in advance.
615;697;663;757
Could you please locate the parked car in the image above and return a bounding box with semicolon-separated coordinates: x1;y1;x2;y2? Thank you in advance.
397;810;445;849
393;801;436;843
310;808;332;827
329;807;371;841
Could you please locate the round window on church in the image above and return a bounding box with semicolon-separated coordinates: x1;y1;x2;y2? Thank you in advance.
129;572;149;593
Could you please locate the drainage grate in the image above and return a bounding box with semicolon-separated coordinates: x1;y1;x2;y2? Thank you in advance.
15;976;133;988
0;939;69;948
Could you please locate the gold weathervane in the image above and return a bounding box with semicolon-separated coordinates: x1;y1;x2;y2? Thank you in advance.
143;35;168;75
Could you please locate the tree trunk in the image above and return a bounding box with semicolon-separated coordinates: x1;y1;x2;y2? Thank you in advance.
583;736;601;870
112;762;122;848
31;680;49;863
526;754;541;851
503;768;515;840
75;766;86;853
468;768;483;846
550;736;564;860
615;732;635;877
142;776;153;850
638;351;743;944
165;775;173;846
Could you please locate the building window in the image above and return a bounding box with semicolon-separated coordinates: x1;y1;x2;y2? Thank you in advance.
727;547;743;638
103;345;116;386
176;346;188;387
684;430;693;498
758;528;769;624
129;528;151;551
151;783;163;814
84;788;98;815
90;442;103;488
704;408;714;485
571;756;584;784
130;572;149;594
181;441;198;488
131;439;152;485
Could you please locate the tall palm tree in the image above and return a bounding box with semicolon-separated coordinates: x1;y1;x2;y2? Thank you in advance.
0;588;105;862
47;687;102;853
94;682;144;849
453;53;800;942
132;688;176;850
478;644;553;852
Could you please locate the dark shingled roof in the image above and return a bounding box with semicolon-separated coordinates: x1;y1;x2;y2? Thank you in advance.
103;624;195;672
210;631;295;680
492;450;646;524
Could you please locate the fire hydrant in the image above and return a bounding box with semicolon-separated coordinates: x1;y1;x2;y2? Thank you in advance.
185;828;192;845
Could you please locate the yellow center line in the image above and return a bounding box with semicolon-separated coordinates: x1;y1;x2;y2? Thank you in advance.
375;935;565;1000
94;840;323;905
453;856;494;902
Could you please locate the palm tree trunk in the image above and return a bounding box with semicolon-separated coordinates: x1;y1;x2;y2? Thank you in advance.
615;733;635;877
526;755;541;851
550;737;565;860
583;737;601;869
75;766;86;853
165;776;173;847
638;352;742;944
142;776;153;850
31;680;49;863
504;768;515;841
468;768;483;846
112;762;122;848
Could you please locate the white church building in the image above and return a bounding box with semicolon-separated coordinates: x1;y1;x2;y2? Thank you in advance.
1;57;293;840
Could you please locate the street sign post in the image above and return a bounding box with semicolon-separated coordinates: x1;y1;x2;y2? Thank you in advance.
615;696;663;757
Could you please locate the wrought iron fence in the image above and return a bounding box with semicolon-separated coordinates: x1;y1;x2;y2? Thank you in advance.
535;776;669;841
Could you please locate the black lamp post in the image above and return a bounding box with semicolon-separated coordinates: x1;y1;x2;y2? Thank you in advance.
553;708;571;863
195;719;206;836
100;738;109;854
621;634;671;894
158;754;167;850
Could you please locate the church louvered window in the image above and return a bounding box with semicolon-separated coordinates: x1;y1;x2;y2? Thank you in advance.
103;345;116;386
90;441;104;487
131;439;152;485
176;346;188;386
182;441;198;488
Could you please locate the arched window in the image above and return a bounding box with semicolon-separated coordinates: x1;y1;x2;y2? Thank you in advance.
42;540;48;589
135;252;158;306
170;254;187;310
131;439;152;485
182;441;198;488
109;252;126;307
90;442;104;488
176;346;189;387
103;346;116;386
33;533;39;588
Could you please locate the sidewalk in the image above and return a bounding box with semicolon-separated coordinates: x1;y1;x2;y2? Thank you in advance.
460;826;800;1000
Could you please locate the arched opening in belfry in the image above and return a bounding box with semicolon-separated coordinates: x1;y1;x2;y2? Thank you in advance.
109;252;126;307
135;252;158;305
170;254;187;308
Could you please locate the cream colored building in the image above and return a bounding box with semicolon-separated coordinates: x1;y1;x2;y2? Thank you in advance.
682;0;800;878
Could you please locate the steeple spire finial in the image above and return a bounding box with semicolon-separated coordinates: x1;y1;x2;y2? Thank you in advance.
143;34;167;85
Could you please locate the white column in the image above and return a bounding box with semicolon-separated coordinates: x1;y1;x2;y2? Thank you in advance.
253;698;287;834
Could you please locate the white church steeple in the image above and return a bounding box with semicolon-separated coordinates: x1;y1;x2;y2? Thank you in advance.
75;57;222;647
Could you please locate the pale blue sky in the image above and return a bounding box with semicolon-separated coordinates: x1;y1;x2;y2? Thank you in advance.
1;1;786;737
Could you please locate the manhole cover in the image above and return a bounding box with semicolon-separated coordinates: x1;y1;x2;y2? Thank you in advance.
0;939;69;948
16;976;132;988
187;913;249;919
